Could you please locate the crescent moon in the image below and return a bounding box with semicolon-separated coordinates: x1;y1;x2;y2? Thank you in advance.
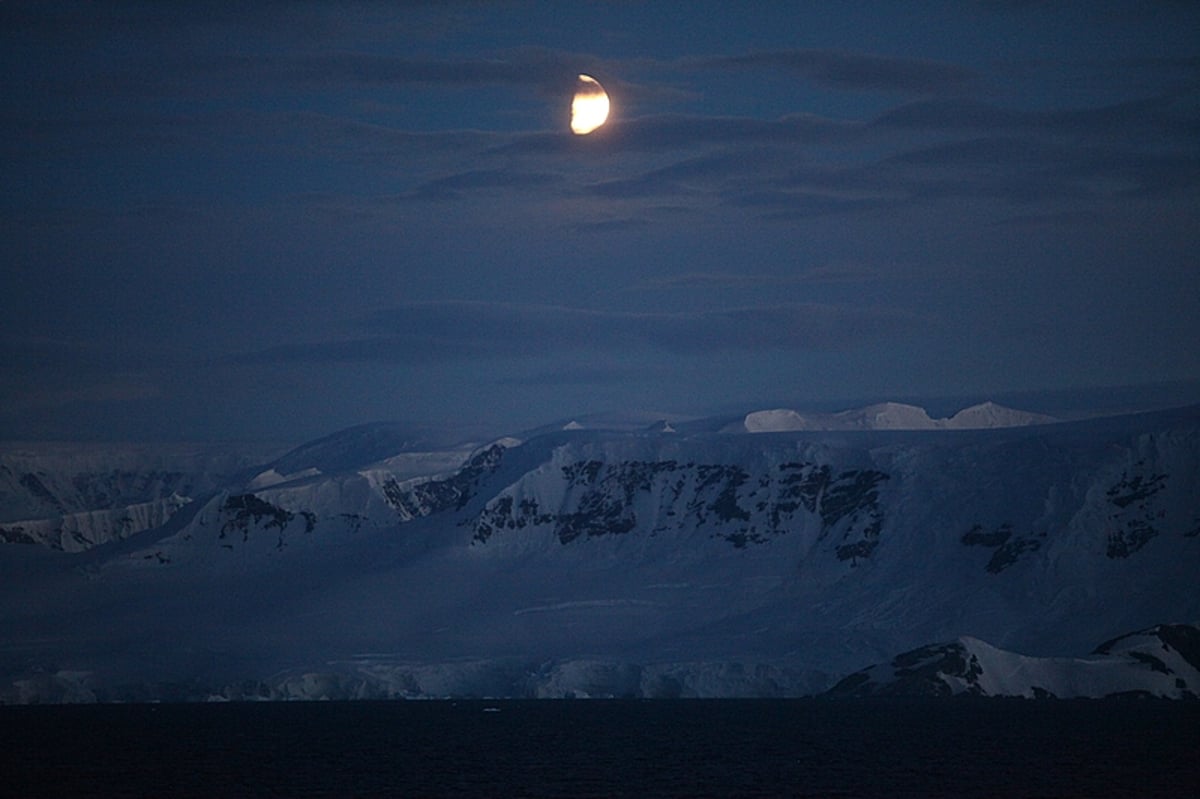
571;74;610;135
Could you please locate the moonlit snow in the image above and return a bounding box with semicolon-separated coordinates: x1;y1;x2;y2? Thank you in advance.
1;401;1197;702
741;401;1056;433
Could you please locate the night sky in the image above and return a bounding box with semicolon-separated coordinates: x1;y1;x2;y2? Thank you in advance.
4;1;1198;443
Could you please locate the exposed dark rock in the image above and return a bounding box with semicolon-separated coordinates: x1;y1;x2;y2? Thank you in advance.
1095;624;1200;675
0;525;39;546
1127;651;1171;674
961;523;1043;573
1106;521;1158;559
961;523;1013;548
220;494;294;547
987;535;1042;573
1106;471;1167;509
385;444;506;519
1104;469;1169;558
1158;625;1200;673
19;473;64;513
827;642;984;697
473;457;890;561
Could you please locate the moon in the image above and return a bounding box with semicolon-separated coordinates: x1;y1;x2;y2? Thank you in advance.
570;74;610;135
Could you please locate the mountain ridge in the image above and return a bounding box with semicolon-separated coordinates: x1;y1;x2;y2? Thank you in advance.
828;624;1200;699
739;400;1057;433
1;403;1198;702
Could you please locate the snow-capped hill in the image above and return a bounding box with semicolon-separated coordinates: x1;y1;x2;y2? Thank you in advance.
519;411;698;440
742;409;814;432
827;624;1200;699
738;403;938;433
267;421;477;477
739;401;1056;432
946;401;1056;429
1094;624;1200;674
835;402;939;430
246;467;322;490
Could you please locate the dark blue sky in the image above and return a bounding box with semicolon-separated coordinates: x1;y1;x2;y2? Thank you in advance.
3;1;1198;442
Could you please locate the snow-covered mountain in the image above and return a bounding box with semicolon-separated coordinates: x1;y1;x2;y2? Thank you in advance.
0;442;283;551
828;624;1200;699
1;403;1197;702
0;424;480;552
739;401;1056;433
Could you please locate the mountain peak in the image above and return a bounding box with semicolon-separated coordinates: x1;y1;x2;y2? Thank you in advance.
836;402;938;430
828;625;1200;699
946;402;1057;429
739;400;1055;433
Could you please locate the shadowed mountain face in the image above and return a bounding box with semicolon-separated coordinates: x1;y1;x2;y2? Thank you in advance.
1;405;1198;702
0;443;283;552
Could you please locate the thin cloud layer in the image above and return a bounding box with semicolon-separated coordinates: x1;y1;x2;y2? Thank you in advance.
235;301;922;365
697;49;982;95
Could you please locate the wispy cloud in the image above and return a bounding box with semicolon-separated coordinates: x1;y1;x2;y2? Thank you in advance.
233;301;923;366
496;112;856;156
499;363;656;387
872;96;1193;141
696;49;983;96
627;263;884;291
410;168;567;200
0;379;163;415
254;47;596;98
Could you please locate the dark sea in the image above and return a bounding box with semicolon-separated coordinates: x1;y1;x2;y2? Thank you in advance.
2;699;1197;798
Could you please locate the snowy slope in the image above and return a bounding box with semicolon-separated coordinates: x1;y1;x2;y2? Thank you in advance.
945;401;1057;429
0;428;482;552
0;442;282;550
0;494;191;553
827;624;1200;698
1;405;1197;702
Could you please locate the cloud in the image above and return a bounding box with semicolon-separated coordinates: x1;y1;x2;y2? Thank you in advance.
495;112;856;156
0;379;163;415
233;301;922;366
410;168;566;200
583;148;787;199
494;92;1192;217
872;96;1194;141
725;189;904;219
878;136;1200;198
627;264;884;291
0;334;171;420
0;335;182;375
499;364;656;387
570;216;655;234
20;44;603;111
261;47;590;95
991;209;1105;228
706;121;1200;217
697;49;982;96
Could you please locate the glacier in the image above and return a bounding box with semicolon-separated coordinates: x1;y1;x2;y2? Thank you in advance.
0;402;1197;702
